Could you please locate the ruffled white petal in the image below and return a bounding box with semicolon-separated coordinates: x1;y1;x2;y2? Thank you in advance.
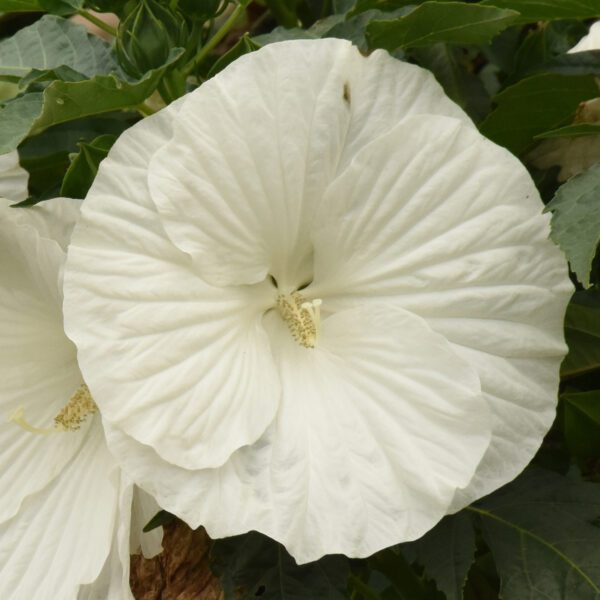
0;151;28;202
0;420;119;600
311;114;572;506
64;102;280;470
146;39;470;289
0;198;86;523
129;485;164;559
104;304;491;564
569;20;600;52
77;475;162;600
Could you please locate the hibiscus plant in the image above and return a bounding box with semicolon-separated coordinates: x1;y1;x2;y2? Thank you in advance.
0;2;599;600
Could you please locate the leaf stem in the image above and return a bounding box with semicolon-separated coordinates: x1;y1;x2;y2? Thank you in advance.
136;101;157;117
183;0;251;76
77;10;118;37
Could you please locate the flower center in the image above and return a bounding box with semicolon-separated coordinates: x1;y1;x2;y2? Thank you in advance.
9;383;97;435
277;292;322;348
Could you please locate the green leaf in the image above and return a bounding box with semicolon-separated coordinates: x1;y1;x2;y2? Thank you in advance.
545;164;600;287
0;15;117;80
536;122;600;139
0;0;41;11
366;2;519;51
212;532;350;600
0;0;82;14
349;0;454;17
471;468;600;600
18;113;131;200
507;21;592;83
0;49;183;155
410;44;491;122
142;509;176;533
563;391;600;461
402;512;476;600
479;73;599;155
561;291;600;379
325;8;410;51
207;34;261;78
60;133;115;198
480;0;600;23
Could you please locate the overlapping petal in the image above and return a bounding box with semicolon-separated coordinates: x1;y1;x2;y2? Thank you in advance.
0;421;119;600
0;198;87;523
103;304;490;563
78;476;163;600
146;38;470;290
64;102;280;470
311;114;573;506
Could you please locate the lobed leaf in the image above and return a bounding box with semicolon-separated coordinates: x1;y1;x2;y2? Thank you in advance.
60;133;116;198
0;15;117;80
480;0;600;23
212;532;350;600
473;468;600;600
366;2;519;51
479;73;600;155
0;49;183;155
402;512;476;600
546;164;600;287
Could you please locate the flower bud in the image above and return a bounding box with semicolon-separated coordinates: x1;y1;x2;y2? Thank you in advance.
116;0;189;79
178;0;222;21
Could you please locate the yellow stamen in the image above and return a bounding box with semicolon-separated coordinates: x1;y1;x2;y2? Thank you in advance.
9;383;97;435
277;292;322;348
54;384;97;431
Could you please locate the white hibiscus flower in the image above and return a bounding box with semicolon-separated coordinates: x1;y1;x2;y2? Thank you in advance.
0;197;162;599
529;21;600;180
63;39;573;563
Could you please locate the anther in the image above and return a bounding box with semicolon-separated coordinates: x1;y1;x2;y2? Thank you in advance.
9;383;97;435
277;292;323;348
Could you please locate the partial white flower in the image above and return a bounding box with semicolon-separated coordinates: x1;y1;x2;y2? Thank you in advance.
0;151;28;202
569;20;600;53
0;198;162;599
63;39;573;563
529;21;600;180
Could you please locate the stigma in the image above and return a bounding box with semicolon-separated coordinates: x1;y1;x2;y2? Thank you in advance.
9;383;97;435
277;292;322;348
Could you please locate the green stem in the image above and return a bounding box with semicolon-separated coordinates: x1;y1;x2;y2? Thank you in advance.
136;101;156;117
183;1;250;76
77;9;117;37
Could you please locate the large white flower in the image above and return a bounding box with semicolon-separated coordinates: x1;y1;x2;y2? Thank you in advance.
63;39;573;563
0;197;162;599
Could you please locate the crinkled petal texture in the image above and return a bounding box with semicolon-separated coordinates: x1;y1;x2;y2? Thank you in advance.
0;151;28;202
0;421;119;600
310;115;573;508
63;101;280;471
64;39;571;562
0;198;86;523
105;304;490;563
78;475;163;600
147;38;470;290
65;37;469;472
